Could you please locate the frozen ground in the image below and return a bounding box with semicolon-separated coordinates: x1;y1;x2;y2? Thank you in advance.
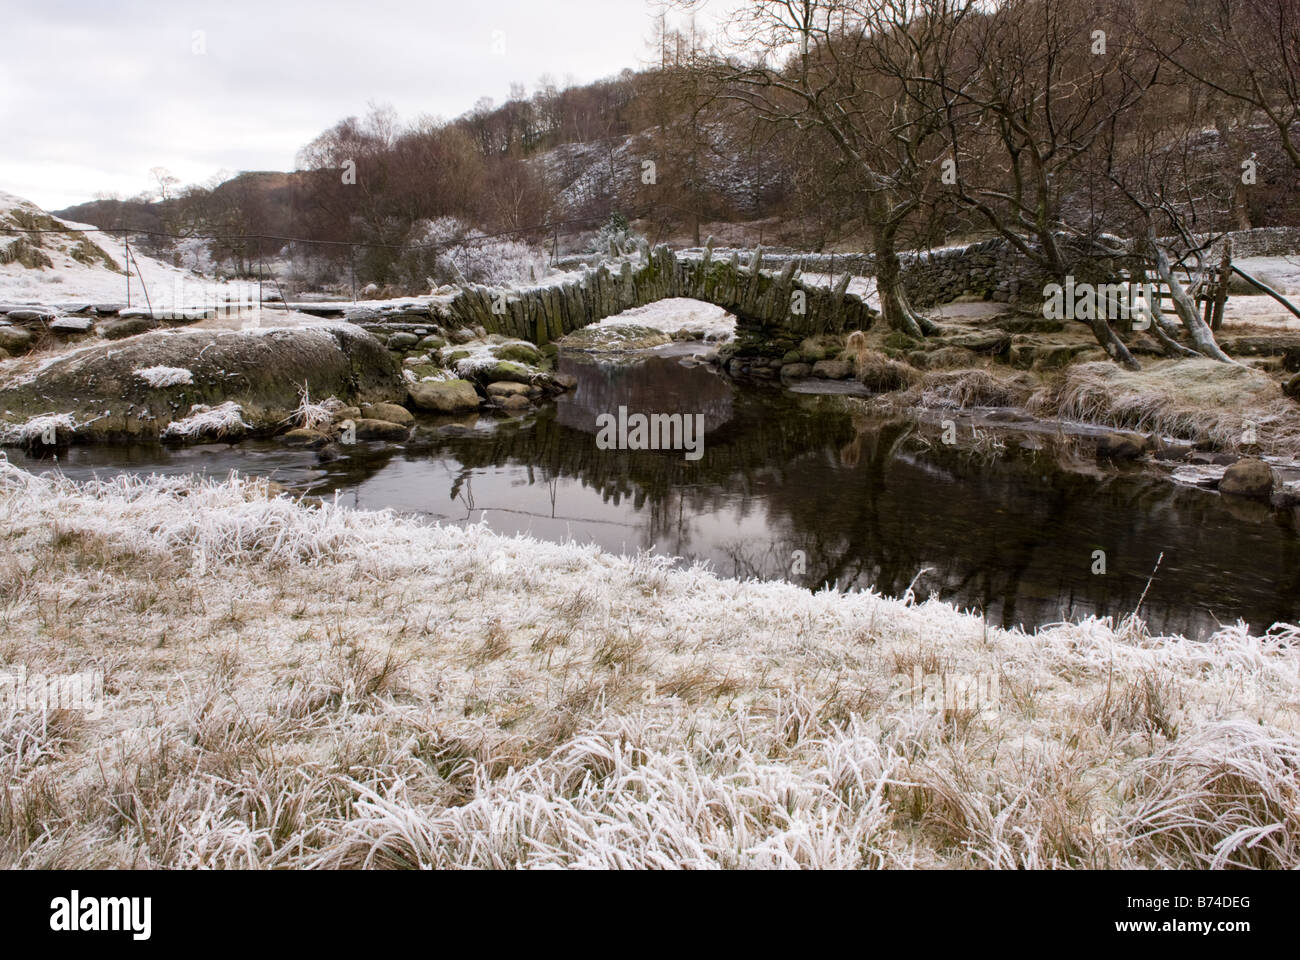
0;462;1296;869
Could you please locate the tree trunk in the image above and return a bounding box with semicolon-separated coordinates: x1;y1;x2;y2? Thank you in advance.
1148;231;1233;362
870;206;937;337
1083;312;1142;370
1040;236;1140;369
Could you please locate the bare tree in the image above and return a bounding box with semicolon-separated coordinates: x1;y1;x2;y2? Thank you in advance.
692;0;978;337
1099;87;1236;361
1141;0;1300;172
924;0;1156;366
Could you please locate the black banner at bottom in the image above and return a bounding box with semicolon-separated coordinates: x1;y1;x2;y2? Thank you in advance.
0;869;1278;947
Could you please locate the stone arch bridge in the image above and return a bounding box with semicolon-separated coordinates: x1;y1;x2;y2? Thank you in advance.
431;244;878;348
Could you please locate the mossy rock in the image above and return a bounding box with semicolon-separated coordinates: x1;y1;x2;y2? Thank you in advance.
407;379;481;413
407;364;443;381
494;342;542;364
0;326;402;441
882;331;920;351
473;360;535;384
444;349;471;364
360;402;414;426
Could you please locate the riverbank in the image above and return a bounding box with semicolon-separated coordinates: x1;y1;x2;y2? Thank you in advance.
1;461;1296;868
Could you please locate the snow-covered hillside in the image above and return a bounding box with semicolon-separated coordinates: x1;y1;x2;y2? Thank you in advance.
0;189;201;305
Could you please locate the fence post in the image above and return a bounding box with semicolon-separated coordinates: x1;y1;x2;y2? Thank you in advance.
1212;237;1232;331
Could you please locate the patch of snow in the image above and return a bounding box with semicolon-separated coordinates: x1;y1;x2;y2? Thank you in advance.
586;298;736;340
134;365;194;388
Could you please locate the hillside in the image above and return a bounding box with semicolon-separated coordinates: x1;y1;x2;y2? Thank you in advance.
0;190;199;304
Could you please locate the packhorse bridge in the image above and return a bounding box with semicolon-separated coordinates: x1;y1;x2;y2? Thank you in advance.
429;242;878;347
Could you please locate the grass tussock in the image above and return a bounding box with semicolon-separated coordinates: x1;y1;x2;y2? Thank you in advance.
918;368;1034;409
0;460;1296;869
845;333;918;393
1031;359;1296;453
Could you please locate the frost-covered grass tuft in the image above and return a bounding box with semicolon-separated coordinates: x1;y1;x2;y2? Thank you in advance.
289;384;342;431
0;462;1295;869
0;412;76;445
134;366;194;388
161;401;250;442
1030;359;1297;454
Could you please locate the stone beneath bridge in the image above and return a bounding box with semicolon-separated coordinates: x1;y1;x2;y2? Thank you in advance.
430;244;878;349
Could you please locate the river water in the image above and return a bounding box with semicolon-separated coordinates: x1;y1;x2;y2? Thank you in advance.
10;350;1298;638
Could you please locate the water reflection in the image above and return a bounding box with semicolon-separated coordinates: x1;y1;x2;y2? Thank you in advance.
15;351;1298;638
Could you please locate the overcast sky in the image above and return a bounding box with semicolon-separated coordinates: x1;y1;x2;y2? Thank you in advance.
3;0;711;211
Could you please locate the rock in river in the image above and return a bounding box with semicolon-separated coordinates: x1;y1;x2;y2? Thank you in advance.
0;324;402;442
353;418;410;441
407;379;481;413
360;402;414;425
1219;458;1276;500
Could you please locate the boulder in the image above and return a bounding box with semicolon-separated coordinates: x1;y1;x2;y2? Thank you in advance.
1151;439;1196;461
408;379;481;413
0;325;402;441
282;428;330;448
1219;458;1275;500
98;316;159;340
5;308;55;322
360;402;414;425
940;331;1011;355
487;381;531;398
1097;432;1146;461
387;332;419;350
498;393;532;412
494;342;542;364
0;327;32;352
49;316;95;334
780;362;812;380
353;418;410;441
472;360;535;385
